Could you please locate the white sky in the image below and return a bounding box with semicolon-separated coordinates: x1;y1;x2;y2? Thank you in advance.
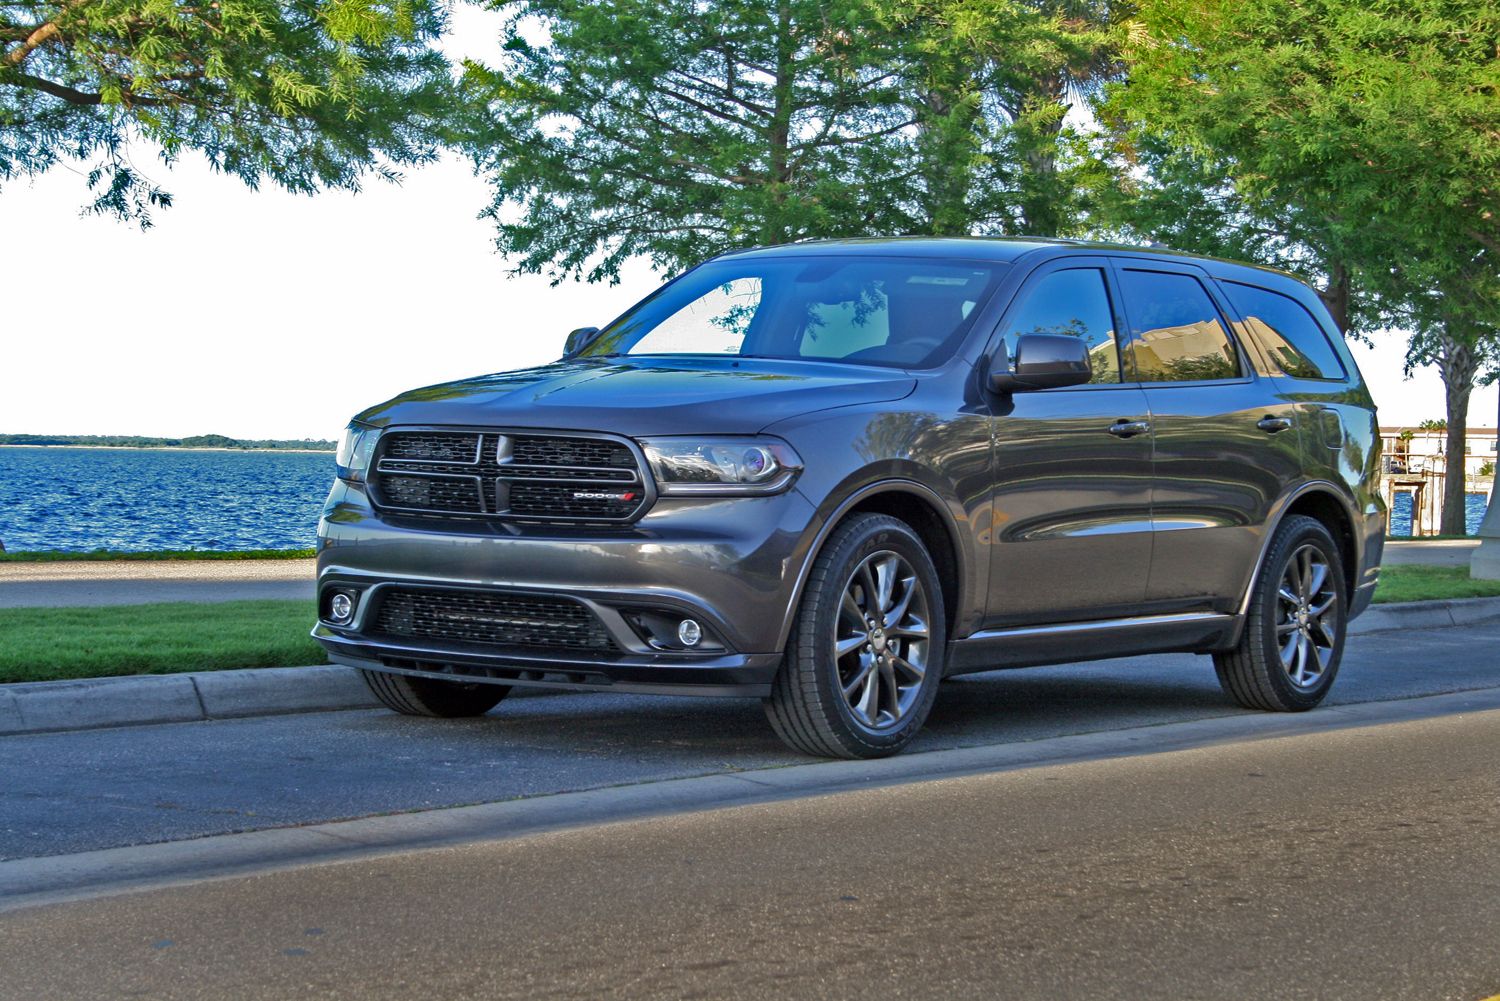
0;9;1494;440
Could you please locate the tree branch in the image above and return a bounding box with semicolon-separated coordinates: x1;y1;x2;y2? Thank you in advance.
2;19;59;66
4;71;168;106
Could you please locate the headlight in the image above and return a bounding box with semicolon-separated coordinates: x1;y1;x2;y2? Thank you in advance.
335;423;381;482
640;437;803;496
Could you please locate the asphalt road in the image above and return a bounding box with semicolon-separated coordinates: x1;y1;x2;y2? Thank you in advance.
0;559;315;608
1;619;1497;862
3;706;1497;1001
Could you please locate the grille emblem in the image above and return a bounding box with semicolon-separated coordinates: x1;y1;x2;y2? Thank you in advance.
572;490;638;502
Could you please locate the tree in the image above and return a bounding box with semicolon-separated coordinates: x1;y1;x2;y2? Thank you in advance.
1090;135;1376;333
462;0;921;283
2;0;461;224
463;0;1132;282
1403;260;1500;532
880;0;1126;238
1102;0;1500;533
983;0;1123;237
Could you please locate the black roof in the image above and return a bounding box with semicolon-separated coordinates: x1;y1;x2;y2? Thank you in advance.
719;236;1312;294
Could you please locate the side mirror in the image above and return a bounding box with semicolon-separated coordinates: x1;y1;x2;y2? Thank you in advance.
989;333;1093;393
563;326;602;358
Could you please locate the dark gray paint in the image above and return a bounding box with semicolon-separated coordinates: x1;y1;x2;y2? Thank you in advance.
316;237;1385;696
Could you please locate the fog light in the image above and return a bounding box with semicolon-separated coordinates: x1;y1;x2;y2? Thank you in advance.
329;591;355;624
677;618;702;647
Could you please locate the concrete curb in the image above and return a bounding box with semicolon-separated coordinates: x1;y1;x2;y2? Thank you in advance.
1348;595;1500;635
3;596;1498;739
0;665;376;737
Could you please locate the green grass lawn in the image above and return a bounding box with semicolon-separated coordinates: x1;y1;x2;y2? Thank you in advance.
1373;565;1500;604
0;601;325;684
0;548;315;562
0;566;1496;685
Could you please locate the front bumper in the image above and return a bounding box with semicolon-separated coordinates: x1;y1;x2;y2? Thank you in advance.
316;626;782;697
312;480;821;697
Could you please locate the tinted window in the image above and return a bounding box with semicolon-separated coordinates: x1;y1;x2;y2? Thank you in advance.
799;287;891;359
1002;268;1121;383
1118;269;1241;382
629;277;760;356
585;258;1004;369
1220;281;1345;381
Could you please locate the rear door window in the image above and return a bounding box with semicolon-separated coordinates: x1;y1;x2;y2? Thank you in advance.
1220;281;1346;381
1117;269;1242;382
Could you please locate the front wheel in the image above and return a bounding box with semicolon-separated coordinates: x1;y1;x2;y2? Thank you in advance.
1213;515;1347;711
764;513;947;759
360;669;510;718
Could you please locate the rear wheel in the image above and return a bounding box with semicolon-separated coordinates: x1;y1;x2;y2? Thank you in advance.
360;669;510;718
764;513;946;759
1213;515;1346;711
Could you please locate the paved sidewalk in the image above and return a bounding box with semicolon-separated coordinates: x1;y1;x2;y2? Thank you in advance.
1382;538;1482;566
0;560;315;608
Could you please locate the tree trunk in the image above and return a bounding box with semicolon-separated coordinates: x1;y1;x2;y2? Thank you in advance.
1437;329;1479;536
914;78;980;236
1013;77;1068;237
763;0;795;246
1318;261;1352;333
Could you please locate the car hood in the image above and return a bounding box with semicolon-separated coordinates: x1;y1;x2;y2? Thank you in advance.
354;356;917;437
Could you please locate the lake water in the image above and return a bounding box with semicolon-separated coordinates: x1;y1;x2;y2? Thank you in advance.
1387;491;1489;537
0;447;331;552
0;446;1492;553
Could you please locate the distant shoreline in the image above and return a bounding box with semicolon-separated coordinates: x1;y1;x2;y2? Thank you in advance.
0;444;333;454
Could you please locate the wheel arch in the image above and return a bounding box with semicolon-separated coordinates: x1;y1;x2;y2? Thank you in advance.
777;480;969;652
1237;482;1361;618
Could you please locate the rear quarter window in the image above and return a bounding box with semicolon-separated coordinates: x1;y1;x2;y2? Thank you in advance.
1220;281;1346;381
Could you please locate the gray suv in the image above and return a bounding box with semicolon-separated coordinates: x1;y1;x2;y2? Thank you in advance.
314;238;1384;758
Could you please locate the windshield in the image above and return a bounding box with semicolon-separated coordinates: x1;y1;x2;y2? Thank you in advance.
581;256;1007;369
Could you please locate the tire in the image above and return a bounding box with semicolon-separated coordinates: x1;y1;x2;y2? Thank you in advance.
360;669;510;718
764;513;947;759
1213;515;1347;711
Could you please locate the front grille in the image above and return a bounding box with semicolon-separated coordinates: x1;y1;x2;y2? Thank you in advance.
371;588;615;652
379;474;483;512
368;429;649;522
382;432;480;463
508;482;643;518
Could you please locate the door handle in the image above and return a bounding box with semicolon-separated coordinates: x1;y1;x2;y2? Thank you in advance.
1257;416;1294;434
1107;420;1151;438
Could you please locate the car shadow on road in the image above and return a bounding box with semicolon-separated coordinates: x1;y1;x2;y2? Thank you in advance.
349;652;1247;764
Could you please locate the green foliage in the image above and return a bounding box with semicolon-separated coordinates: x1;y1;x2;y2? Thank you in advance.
1106;0;1500;262
0;433;335;449
1088;133;1373;331
0;600;323;682
1098;0;1500;339
1100;0;1500;533
1;0;464;224
1480;461;1495;479
461;0;1127;281
462;0;919;283
881;0;1126;237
